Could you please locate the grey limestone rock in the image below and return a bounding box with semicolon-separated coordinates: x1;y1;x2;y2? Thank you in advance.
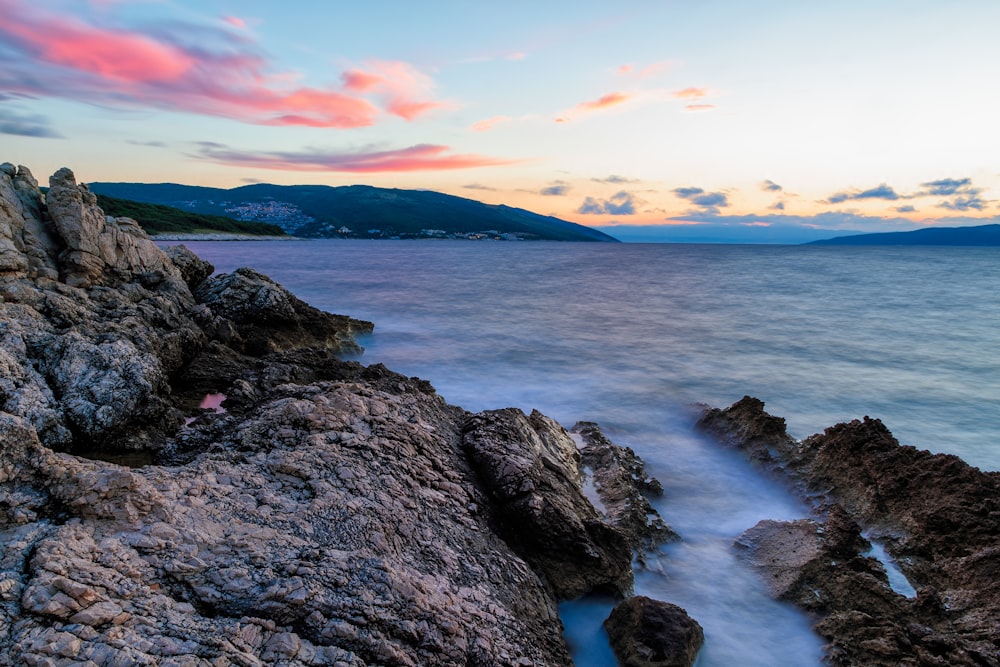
195;267;373;356
0;163;664;666
165;243;214;290
572;421;676;556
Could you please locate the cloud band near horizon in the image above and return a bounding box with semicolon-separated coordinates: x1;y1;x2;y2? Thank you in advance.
192;143;519;173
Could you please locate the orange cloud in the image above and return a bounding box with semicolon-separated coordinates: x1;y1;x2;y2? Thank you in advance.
557;91;633;122
673;87;709;100
0;0;444;128
471;115;512;132
685;104;716;112
579;92;631;111
194;143;520;173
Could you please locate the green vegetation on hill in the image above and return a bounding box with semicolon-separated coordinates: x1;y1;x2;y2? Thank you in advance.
88;182;619;242
95;194;286;237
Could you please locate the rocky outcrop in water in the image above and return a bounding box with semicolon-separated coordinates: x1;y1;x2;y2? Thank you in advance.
0;163;687;665
572;422;676;556
698;396;1000;666
603;596;704;667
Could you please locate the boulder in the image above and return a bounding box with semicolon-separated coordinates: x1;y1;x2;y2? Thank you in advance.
195;267;373;355
603;596;704;667
462;408;632;599
164;243;214;290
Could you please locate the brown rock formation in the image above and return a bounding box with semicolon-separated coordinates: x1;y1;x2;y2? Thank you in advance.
572;421;677;555
603;596;704;667
698;396;1000;666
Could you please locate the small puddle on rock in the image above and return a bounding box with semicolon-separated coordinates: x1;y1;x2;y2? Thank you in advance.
184;392;228;425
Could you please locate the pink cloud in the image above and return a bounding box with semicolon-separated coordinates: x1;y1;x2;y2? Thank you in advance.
194;143;519;173
341;60;447;120
222;16;248;30
471;115;511;132
1;5;195;83
684;104;716;112
618;61;672;79
0;0;445;128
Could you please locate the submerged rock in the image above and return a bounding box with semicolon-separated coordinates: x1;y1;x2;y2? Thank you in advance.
603;595;704;667
699;396;1000;666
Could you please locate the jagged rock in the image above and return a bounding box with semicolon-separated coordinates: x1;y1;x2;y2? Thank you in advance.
699;397;1000;666
165;243;214;290
0;163;676;666
195;267;373;356
603;596;704;667
572;421;676;555
462;409;632;599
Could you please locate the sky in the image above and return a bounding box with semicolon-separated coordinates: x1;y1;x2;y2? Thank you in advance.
2;0;1000;242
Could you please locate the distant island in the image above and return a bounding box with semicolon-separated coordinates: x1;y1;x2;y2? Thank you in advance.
808;223;1000;246
88;182;619;243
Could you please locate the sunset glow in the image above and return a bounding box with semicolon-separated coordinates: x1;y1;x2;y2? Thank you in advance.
2;0;998;241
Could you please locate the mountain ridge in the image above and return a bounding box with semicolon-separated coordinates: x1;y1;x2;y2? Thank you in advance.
807;223;1000;246
88;181;619;242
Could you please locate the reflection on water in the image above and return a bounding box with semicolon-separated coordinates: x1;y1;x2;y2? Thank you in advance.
178;240;1000;666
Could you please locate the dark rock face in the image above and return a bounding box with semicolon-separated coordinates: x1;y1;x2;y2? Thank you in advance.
572;421;677;555
195;267;373;356
164;243;214;290
699;396;1000;666
0;164;658;665
462;409;633;599
604;596;704;667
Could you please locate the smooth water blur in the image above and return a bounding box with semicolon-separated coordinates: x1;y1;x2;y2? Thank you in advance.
177;239;1000;665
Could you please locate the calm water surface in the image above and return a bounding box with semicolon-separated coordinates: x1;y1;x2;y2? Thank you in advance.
178;240;1000;666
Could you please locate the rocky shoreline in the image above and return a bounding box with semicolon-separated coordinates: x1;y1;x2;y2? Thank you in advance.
697;397;1000;666
1;164;702;665
2;163;996;666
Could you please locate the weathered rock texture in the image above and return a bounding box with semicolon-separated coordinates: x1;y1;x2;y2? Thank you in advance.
699;396;1000;666
572;422;676;556
0;164;669;665
603;596;704;667
463;409;633;599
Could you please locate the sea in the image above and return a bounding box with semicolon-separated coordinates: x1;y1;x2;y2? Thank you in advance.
175;239;1000;666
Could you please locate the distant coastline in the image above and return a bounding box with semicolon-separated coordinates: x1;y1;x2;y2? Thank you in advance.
150;233;302;241
808;222;1000;246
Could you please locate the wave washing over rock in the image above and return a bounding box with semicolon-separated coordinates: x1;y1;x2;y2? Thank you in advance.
0;164;699;666
698;397;1000;666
